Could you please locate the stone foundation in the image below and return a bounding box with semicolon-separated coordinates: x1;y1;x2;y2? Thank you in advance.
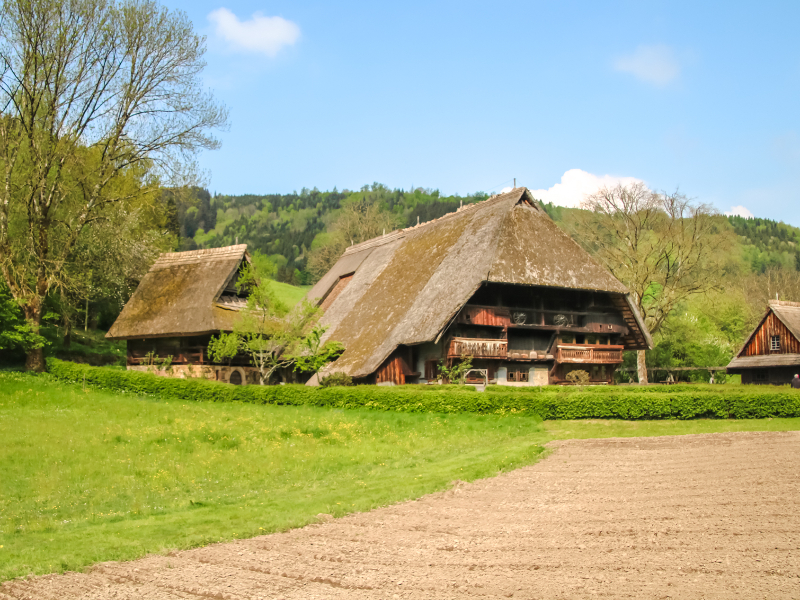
128;364;261;385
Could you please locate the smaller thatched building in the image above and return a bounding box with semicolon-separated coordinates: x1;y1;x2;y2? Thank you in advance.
106;244;258;384
727;300;800;384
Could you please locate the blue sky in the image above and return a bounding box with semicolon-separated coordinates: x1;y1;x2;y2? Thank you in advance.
167;0;800;224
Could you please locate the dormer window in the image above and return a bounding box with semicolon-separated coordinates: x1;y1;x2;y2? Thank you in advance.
770;335;781;351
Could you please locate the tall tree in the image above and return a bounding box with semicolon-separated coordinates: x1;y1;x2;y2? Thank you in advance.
569;182;735;383
0;0;227;370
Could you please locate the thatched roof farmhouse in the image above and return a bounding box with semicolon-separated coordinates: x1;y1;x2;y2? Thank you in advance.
308;187;652;385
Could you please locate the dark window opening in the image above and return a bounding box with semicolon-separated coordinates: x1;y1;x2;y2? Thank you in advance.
753;370;768;382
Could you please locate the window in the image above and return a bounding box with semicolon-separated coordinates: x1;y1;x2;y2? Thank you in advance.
771;335;781;351
507;369;528;382
753;370;768;382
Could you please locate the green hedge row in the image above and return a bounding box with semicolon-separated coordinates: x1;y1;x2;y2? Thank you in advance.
48;359;800;420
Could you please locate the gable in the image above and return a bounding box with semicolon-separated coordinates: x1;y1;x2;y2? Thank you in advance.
741;309;800;357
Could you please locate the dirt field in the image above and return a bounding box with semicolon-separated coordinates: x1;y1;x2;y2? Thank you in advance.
3;431;799;599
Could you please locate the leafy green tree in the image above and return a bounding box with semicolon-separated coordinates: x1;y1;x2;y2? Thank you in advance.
0;283;45;353
208;255;339;384
0;0;227;370
438;355;473;384
292;325;344;375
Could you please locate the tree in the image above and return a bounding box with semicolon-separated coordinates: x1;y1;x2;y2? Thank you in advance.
0;0;227;370
0;281;45;353
569;183;735;383
208;254;340;384
292;324;344;376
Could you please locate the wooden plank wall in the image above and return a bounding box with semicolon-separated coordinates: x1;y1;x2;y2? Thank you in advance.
375;348;414;385
459;306;510;328
742;311;800;356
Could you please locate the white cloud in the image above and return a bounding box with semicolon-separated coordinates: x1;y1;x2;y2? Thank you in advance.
208;8;300;57
530;169;645;208
614;44;680;86
725;205;755;219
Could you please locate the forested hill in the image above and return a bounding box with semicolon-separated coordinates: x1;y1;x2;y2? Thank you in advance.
727;216;800;272
170;185;800;283
170;184;488;284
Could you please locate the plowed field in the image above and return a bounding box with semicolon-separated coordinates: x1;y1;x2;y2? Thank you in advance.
3;431;799;599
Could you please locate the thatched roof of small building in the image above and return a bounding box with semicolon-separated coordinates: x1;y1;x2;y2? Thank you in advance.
308;187;652;378
107;245;249;340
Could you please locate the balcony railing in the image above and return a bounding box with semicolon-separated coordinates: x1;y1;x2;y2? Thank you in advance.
556;344;624;364
447;337;507;359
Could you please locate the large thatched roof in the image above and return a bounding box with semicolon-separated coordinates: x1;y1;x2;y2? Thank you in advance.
107;245;249;339
309;187;652;378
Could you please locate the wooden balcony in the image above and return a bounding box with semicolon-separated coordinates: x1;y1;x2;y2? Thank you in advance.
556;344;624;364
447;337;508;359
127;347;207;366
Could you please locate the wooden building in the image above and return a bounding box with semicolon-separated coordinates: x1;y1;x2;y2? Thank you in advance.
106;244;258;384
726;300;800;384
306;187;652;386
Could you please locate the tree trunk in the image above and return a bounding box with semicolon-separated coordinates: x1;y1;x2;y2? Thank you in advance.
63;313;72;348
23;303;46;372
636;349;648;384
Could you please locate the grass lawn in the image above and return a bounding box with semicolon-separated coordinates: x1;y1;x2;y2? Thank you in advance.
269;281;311;307
2;371;799;581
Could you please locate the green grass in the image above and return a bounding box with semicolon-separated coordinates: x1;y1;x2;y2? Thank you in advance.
0;372;543;580
2;371;799;582
269;280;311;307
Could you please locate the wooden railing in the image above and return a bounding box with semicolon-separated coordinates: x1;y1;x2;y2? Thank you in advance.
447;337;507;359
127;347;207;366
556;344;624;364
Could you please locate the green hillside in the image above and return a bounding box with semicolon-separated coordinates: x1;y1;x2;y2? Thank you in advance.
270;280;311;307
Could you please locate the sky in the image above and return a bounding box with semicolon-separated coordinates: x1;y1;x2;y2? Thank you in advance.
165;0;800;224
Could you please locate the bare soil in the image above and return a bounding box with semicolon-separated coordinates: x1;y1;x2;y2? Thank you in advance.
3;431;800;599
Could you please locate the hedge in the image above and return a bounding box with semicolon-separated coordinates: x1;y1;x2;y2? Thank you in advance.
47;359;800;420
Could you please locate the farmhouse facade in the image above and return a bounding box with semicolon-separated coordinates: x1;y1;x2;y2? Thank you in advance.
726;300;800;384
106;244;257;384
308;187;652;386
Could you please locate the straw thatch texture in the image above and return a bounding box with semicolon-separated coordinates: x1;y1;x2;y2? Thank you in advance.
107;245;248;339
310;188;652;379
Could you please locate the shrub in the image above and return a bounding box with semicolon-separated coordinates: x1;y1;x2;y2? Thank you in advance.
565;369;590;385
319;372;353;387
46;359;800;420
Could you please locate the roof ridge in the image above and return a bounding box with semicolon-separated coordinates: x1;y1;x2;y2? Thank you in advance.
770;300;800;308
342;188;529;257
154;244;248;267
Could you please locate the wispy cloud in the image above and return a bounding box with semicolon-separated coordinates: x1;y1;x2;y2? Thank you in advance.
614;44;680;86
529;169;645;208
208;8;300;57
725;205;755;219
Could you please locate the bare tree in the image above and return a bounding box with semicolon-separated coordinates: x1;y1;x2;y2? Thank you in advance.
570;182;735;383
0;0;227;370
